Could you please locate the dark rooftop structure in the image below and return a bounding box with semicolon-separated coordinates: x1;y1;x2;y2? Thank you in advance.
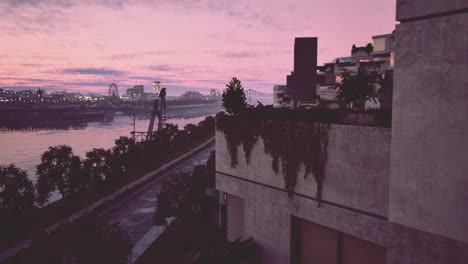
286;37;318;107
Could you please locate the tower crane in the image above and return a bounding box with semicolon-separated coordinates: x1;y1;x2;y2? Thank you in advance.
146;81;167;140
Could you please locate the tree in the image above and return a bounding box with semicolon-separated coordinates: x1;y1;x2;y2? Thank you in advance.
67;156;86;195
0;164;35;214
154;151;215;226
27;216;132;264
335;70;378;111
36;145;82;205
111;136;136;178
222;77;247;115
377;72;393;110
83;148;112;189
153;171;191;226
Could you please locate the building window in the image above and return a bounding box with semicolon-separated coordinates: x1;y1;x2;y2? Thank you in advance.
291;217;386;264
373;38;386;52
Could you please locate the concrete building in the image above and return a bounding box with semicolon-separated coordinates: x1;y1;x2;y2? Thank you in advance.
318;32;395;109
123;85;145;102
286;38;318;107
180;91;204;100
272;85;288;107
215;1;468;263
277;33;394;109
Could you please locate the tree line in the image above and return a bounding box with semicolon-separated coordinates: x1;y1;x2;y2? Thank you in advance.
0;116;214;248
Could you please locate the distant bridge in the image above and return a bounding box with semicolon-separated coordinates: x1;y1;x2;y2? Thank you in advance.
245;89;273;97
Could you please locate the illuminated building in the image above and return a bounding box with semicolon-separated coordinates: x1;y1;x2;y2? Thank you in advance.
124;85;145;102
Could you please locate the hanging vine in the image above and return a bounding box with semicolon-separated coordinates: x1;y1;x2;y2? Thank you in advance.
216;113;329;205
216;113;260;167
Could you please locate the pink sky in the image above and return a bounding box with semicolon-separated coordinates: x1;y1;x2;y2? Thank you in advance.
0;0;396;95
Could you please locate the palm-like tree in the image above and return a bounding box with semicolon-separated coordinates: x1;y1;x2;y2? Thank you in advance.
335;70;378;111
335;70;378;124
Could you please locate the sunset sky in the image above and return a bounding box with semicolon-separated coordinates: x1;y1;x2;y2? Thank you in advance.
0;0;396;95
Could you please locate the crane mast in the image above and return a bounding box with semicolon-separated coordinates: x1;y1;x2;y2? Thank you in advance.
146;81;167;140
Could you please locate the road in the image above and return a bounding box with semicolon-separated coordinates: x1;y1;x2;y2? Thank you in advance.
99;143;215;262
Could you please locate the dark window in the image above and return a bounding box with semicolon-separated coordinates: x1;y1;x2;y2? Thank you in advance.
226;193;245;242
342;233;386;264
291;217;386;264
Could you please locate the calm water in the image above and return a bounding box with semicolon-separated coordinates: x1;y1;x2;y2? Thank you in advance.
0;112;211;181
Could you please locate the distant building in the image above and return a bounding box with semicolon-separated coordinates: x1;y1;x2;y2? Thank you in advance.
180;91;203;100
272;85;288;107
123;85;145;102
286;37;318;107
317;32;395;109
210;89;221;97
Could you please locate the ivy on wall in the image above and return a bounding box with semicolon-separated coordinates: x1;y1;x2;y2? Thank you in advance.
216;113;329;205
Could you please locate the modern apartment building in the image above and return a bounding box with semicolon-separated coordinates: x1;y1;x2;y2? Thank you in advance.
216;1;468;263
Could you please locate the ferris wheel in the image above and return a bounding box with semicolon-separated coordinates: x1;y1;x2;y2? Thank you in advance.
108;83;119;97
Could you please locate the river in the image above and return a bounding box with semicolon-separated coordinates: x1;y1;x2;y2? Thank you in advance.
0;112;214;181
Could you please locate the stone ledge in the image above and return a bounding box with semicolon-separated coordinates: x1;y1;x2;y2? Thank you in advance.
396;0;468;22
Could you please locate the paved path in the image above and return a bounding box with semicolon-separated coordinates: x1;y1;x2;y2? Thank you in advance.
99;144;215;263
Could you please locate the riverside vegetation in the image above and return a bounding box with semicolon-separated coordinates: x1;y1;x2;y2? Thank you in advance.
0;116;215;251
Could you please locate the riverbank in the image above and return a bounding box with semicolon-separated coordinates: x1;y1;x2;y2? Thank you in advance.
0;109;219;184
0;136;214;262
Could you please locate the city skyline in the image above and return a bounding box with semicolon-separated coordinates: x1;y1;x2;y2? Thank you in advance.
0;0;396;95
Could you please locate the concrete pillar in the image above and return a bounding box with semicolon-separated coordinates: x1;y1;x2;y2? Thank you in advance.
389;0;468;243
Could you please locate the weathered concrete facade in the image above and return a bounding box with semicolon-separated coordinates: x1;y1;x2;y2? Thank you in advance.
215;1;468;263
217;125;391;218
216;125;468;263
216;125;392;263
390;0;468;243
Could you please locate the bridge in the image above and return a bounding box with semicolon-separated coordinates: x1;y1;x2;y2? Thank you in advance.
245;89;273;97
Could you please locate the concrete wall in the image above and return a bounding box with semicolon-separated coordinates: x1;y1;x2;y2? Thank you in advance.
216;173;468;264
390;3;468;243
216;123;391;218
216;118;468;264
396;0;468;21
